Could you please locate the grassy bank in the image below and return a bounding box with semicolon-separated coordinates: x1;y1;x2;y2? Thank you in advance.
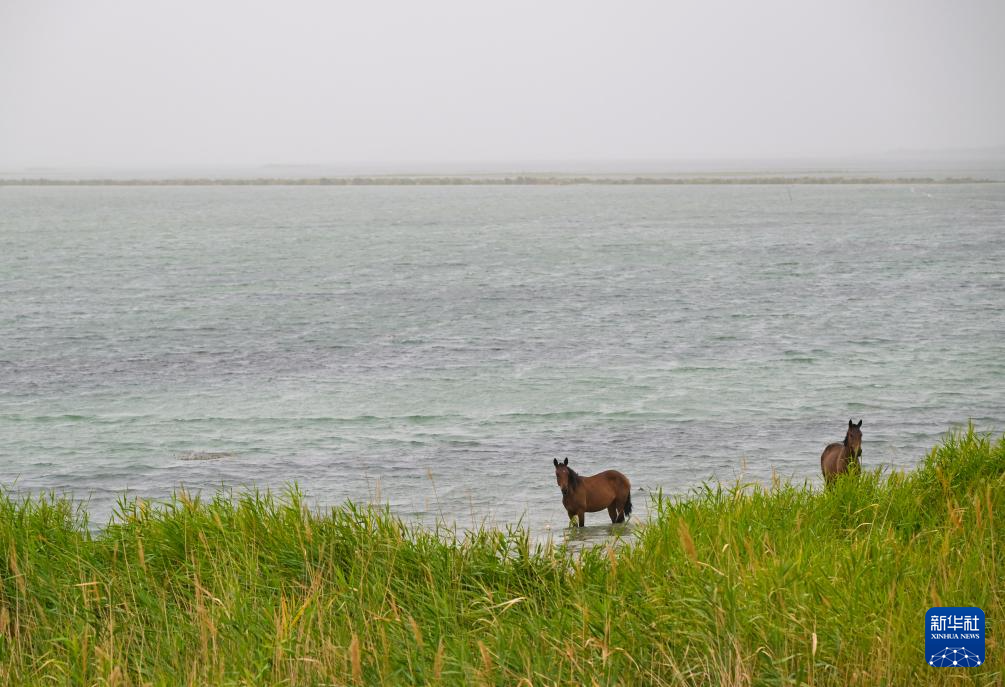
2;427;1003;686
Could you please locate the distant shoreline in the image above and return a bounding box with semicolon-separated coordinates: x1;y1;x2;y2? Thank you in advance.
1;174;999;187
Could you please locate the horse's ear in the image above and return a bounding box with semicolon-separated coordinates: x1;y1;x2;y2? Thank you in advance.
849;419;854;427
563;457;568;466
857;419;863;428
553;458;558;467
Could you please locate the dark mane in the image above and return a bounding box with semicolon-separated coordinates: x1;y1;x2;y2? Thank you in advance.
566;467;581;490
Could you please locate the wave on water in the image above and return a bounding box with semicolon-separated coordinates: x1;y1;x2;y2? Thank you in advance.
176;451;238;461
108;411;687;426
2;414;164;425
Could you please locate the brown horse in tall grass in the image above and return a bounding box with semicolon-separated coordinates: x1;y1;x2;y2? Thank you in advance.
553;458;632;527
821;419;863;485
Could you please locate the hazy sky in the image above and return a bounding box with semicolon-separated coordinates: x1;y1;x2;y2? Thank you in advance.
2;0;1004;169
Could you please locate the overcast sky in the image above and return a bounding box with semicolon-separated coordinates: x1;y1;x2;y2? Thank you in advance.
1;0;1003;170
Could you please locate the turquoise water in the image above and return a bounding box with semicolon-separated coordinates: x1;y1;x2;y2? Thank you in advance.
1;184;1003;539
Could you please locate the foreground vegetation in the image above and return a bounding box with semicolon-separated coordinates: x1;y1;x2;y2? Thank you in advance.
2;427;1003;685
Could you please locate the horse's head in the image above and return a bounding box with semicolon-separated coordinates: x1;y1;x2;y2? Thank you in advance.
845;419;863;459
553;457;571;490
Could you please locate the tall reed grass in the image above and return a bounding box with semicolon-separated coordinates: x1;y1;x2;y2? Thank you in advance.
1;426;1002;685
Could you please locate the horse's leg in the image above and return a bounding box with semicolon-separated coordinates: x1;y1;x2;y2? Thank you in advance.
608;505;619;523
577;511;585;527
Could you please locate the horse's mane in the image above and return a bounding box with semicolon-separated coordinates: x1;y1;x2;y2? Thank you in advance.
566;467;582;491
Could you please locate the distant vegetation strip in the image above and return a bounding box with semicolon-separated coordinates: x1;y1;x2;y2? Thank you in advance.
1;426;1003;685
0;175;996;186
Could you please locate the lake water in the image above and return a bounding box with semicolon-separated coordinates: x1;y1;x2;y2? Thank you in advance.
1;184;1003;543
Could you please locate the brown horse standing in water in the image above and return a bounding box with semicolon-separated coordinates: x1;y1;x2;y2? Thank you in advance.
821;419;863;485
553;458;632;527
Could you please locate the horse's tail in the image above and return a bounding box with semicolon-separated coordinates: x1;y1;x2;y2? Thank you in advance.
624;493;633;519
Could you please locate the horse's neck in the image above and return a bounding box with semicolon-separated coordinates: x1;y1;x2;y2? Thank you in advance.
563;470;582;494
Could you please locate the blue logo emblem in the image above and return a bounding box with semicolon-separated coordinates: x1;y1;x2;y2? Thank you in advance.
926;607;984;667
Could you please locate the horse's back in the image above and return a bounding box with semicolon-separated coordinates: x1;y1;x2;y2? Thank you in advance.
820;442;842;459
594;469;630;490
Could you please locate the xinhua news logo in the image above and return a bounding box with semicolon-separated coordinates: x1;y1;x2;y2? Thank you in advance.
926;607;985;667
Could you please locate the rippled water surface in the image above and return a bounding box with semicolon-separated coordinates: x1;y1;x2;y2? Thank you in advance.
1;184;1003;541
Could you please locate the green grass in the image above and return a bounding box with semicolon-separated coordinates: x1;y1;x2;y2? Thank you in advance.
2;426;1003;686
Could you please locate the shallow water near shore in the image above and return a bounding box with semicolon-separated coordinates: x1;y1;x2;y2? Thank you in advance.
1;183;1003;540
